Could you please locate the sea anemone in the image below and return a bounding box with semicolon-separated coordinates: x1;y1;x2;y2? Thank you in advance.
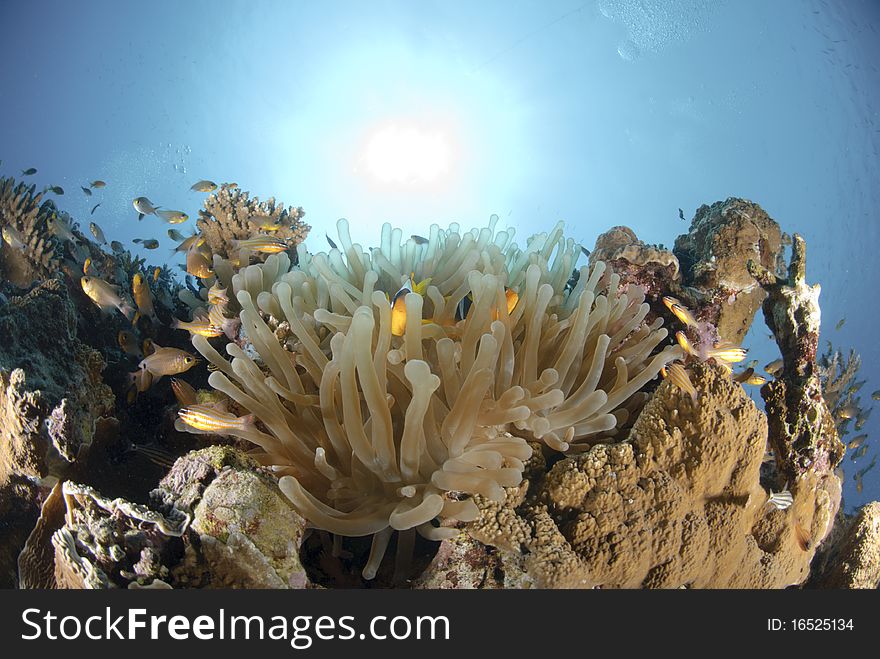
184;216;679;577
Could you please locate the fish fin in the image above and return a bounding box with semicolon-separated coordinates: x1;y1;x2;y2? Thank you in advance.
119;302;136;322
138;213;144;221
412;277;432;296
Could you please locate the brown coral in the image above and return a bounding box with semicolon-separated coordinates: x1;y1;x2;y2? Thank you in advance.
0;176;61;286
589;225;680;301
810;502;880;589
469;362;840;588
196;183;310;260
674;198;783;345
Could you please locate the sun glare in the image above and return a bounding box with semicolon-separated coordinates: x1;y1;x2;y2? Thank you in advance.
362;124;452;184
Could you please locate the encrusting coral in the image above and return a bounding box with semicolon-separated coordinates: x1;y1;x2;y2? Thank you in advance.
196;183;310;260
589;225;680;301
468;362;839;588
809;502;880;589
748;234;845;482
180;216;680;578
0;176;61;287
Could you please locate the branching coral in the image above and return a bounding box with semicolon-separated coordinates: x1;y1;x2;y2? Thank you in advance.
196;184;310;260
0;176;61;286
183;216;679;577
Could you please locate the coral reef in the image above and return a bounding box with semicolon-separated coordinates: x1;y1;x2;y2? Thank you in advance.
196;184;310;260
816;343;867;442
0;474;41;588
18;481;65;589
674;198;784;345
51;481;189;588
469;363;839;588
183;217;680;578
1;182;875;590
0;177;60;287
411;533;533;589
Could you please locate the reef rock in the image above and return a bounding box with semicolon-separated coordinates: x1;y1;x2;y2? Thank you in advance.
17;480;66;589
589;226;680;301
0;280;114;587
51;481;190;589
156;446;310;589
0;475;42;588
810;501;880;589
411;532;533;589
674;198;784;345
0;279;115;481
469;363;840;588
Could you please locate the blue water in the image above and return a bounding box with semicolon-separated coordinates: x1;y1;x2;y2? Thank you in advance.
1;0;878;510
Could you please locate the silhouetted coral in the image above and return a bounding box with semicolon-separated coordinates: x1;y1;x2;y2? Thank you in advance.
0;177;61;286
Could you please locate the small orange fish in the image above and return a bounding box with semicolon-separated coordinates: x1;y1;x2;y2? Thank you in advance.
499;288;519;317
675;331;697;357
207;282;228;305
174;233;205;253
186;246;213;278
390;274;432;336
129;367;153;394
707;342;748;364
83;257;92;275
662;296;697;327
153;267;161;283
132;272;157;322
117;330;141;357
